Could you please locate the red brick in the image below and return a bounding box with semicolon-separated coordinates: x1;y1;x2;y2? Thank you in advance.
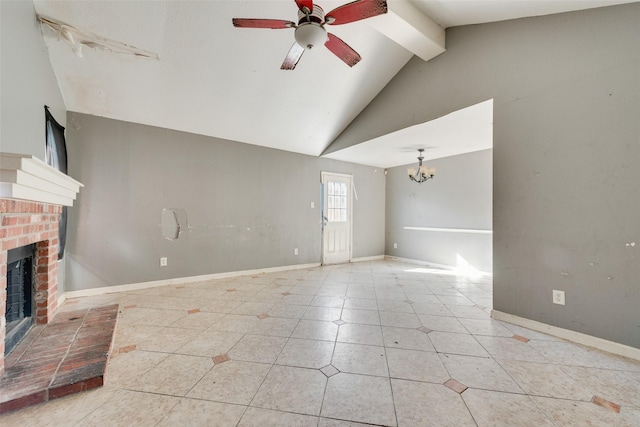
1;216;18;226
7;226;23;237
0;390;48;414
2;238;18;250
17;236;33;247
49;376;104;400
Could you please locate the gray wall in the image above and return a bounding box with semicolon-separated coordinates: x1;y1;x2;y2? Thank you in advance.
64;113;385;291
386;149;492;272
329;4;640;348
1;0;66;158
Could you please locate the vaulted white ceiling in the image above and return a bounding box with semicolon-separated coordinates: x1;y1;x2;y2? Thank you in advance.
33;0;636;165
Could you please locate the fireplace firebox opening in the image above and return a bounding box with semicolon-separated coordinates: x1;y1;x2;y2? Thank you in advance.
4;244;36;355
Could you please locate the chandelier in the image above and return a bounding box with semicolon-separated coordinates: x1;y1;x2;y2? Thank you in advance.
407;149;436;184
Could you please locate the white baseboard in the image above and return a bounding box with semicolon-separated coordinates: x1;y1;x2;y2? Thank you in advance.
385;255;454;270
351;255;385;263
492;310;640;362
57;292;66;308
384;255;492;276
64;262;321;299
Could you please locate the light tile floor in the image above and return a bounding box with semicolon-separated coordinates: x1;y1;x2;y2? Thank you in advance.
2;260;639;426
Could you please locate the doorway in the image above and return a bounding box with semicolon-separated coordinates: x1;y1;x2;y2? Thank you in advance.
321;172;353;265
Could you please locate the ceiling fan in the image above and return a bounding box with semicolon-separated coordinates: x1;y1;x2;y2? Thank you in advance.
232;0;388;70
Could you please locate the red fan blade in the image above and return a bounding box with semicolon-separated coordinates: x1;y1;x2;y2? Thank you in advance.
326;0;387;25
281;42;305;70
232;18;295;29
325;33;361;67
295;0;314;13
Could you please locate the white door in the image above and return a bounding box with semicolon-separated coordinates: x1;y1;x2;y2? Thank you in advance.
322;172;352;265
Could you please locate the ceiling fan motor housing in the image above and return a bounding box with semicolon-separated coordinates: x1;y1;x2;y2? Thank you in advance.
295;4;327;49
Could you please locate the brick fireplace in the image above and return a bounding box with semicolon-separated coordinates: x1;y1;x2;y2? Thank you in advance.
0;199;62;376
0;153;83;378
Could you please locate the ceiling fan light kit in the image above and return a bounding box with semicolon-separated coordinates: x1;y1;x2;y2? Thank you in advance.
294;5;328;49
232;0;388;70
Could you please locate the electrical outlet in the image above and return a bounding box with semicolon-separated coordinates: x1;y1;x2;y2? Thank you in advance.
393;243;397;249
294;248;299;255
310;202;315;208
160;257;167;267
552;290;565;305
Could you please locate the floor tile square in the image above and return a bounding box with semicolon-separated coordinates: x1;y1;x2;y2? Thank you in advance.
418;314;468;333
170;312;225;330
532;396;631;426
232;302;275;316
379;311;422;328
79;389;180;426
387;347;449;383
475;335;547;362
157;398;245;426
429;331;490;357
275;338;334;369
498;359;593;400
310;296;344;308
321;373;396;426
228;334;288;364
267;303;308;319
129;354;213;396
337;323;384;346
105;350;168;388
411;302;454;316
381;326;436;352
377;300;415;313
135;326;199;353
187;360;270;405
291;319;339;341
251;365;326;416
238;407;318;426
178;330;244;357
331;342;388;377
462;389;555;427
392;379;476;426
208;314;261;334
250;317;299;337
440;353;523;393
343;298;378;310
341;308;381;325
303;306;342;321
